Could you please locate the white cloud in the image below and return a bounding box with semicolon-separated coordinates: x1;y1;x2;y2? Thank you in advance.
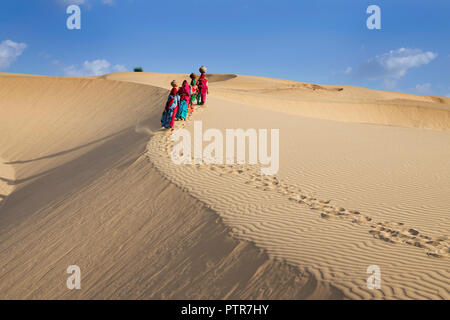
63;59;127;76
414;83;432;94
0;40;27;69
38;52;52;60
344;66;352;74
112;64;127;72
383;78;398;90
56;0;86;5
56;0;115;6
356;48;437;81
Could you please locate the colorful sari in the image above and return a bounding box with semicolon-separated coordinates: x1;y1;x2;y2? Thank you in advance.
190;79;198;107
161;88;179;128
176;82;190;120
197;74;208;105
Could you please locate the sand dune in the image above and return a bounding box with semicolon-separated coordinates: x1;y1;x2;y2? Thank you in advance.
0;73;340;299
102;72;450;130
0;72;448;299
208;75;450;131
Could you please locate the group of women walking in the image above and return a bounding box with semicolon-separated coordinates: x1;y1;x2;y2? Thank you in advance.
161;66;209;129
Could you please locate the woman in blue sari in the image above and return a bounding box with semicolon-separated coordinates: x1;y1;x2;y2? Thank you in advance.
161;81;180;129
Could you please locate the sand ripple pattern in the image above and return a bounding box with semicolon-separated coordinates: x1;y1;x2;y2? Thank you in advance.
145;105;449;300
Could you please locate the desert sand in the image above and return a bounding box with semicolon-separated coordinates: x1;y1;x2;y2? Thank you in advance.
0;72;448;299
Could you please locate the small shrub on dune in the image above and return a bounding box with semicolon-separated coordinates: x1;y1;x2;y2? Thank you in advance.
134;67;143;72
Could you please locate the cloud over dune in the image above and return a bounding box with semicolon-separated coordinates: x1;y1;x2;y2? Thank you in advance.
414;83;432;94
64;59;127;76
0;40;27;69
357;48;437;80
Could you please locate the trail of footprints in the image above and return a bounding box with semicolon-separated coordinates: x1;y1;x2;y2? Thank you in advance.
157;107;449;259
204;164;449;258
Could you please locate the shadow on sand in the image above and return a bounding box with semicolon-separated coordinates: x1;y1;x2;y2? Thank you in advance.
0;117;159;231
5;129;130;165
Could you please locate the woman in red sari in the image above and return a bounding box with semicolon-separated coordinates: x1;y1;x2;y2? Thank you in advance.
197;66;208;105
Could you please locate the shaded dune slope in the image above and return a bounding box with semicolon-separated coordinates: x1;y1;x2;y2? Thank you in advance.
0;76;166;228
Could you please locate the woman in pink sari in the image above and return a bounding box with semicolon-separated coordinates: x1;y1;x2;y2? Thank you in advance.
197;66;208;105
176;80;191;120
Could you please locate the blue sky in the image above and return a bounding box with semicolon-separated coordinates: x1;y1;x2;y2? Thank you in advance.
0;0;449;96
